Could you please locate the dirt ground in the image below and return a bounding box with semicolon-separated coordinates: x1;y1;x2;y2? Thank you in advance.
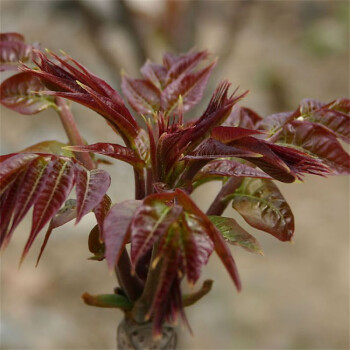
0;1;349;349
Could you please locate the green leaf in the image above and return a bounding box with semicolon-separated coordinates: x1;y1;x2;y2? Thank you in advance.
82;292;132;310
21;141;74;157
230;178;294;241
209;216;263;254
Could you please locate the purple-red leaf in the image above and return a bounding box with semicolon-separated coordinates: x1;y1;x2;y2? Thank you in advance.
21;50;140;146
0;72;55;114
5;157;49;244
140;60;167;89
36;199;77;265
164;51;209;83
0;153;39;193
93;195;111;235
130;198;182;266
21;158;75;263
75;164;111;224
181;213;214;285
0;40;32;71
0;32;25;42
224;105;263;129
231;178;294;241
183;138;261;160
175;189;241;291
103;200;141;270
196;159;272;180
329;98;350;114
161;62;216;113
66;143;145;167
0;172;25;247
277;120;350;175
257;111;297;134
121;74;160;115
305;108;350;143
211;126;264;143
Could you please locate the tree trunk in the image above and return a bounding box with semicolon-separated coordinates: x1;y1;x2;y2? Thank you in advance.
117;316;177;350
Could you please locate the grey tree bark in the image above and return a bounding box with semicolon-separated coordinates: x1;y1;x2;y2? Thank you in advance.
117;316;177;350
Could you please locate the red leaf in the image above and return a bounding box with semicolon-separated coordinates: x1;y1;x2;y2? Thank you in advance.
224;105;263;129
0;72;55;114
21;51;140;146
0;153;39;191
103;200;141;270
0;172;25;247
182;138;262;160
147;247;182;337
93;195;111;235
161;62;216;113
231;178;294;241
277;120;350;175
257;111;297;134
47;50;125;106
121;74;160;115
299;98;327;114
0;32;25;42
211;126;264;143
36;199;77;265
21;158;75;263
175;189;241;291
188;83;249;147
228;136;297;183
130;199;182;266
66;143;145;167
164;51;209;84
140;60;167;89
74;164;111;224
305;108;350;143
6;157;49;243
181;213;214;285
329;98;350;114
196;159;273;179
0;40;32;71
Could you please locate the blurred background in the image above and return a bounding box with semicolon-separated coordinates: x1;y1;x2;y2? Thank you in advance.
0;0;349;349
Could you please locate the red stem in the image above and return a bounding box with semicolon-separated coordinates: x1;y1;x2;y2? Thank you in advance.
55;97;95;170
206;177;243;216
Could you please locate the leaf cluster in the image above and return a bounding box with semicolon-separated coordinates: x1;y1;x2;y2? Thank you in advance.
1;32;349;337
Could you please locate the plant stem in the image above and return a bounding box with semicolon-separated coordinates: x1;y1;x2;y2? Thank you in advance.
115;249;143;302
134;169;146;200
55;97;95;170
55;97;143;303
132;243;162;323
206;177;242;216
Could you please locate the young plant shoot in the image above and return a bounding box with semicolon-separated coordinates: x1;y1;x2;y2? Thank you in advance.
0;32;349;349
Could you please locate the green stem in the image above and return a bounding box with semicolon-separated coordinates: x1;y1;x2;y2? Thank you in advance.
55;97;95;170
206;177;243;216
